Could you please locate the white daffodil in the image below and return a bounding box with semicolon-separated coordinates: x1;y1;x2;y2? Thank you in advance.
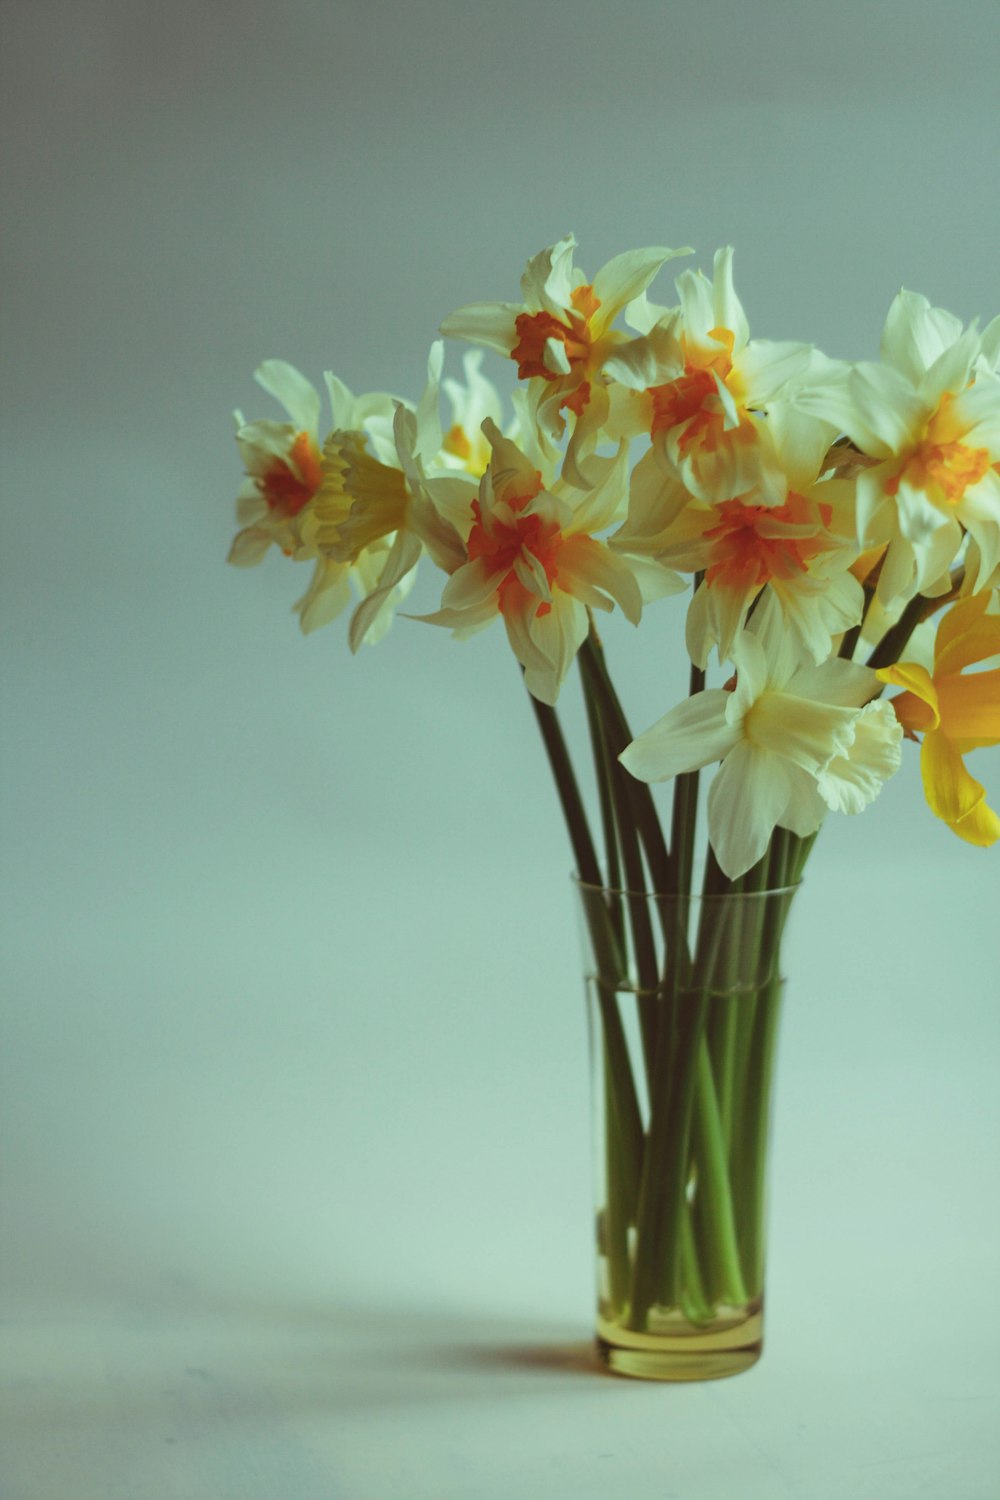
299;342;476;651
228;360;330;566
440;234;690;479
438;349;514;478
795;290;1000;609
227;359;417;636
613;453;863;666
418;420;648;704
602;248;838;507
620;597;902;878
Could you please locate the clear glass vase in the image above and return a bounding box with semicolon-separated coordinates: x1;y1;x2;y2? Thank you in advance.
576;876;799;1382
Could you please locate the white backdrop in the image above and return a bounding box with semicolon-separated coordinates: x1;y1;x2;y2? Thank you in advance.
2;3;999;1496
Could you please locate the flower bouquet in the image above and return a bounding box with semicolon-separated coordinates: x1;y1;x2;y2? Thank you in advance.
228;237;1000;1380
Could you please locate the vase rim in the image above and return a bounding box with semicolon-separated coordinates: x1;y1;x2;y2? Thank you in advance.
572;872;801;901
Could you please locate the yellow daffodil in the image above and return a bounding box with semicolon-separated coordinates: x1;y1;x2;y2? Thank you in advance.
877;590;1000;846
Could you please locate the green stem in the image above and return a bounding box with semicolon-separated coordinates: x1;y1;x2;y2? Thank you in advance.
526;689;602;889
627;899;732;1329
582;663;624;953
601;1051;631;1313
578;634;673;893
732;975;784;1294
865;590;932;670
691;1037;749;1307
527;685;646;1233
579;653;660;1087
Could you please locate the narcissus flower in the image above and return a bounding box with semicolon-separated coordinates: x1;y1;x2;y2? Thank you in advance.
603;248;837;506
795;290;1000;608
620;597;902;878
613;455;863;665
227;360;416;637
228;360;330;565
418;420;648;704
440;235;690;476
877;590;1000;846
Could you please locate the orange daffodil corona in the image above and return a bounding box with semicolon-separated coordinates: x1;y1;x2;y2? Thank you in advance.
794;290;1000;608
416;420;668;705
228;236;1000;872
440;235;692;485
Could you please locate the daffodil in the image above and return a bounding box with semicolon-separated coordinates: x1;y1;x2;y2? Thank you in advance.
440;235;690;479
603;248;837;507
227;360;420;636
877;590;1000;846
620;597;902;878
296;343;477;650
228;360;330;566
796;291;1000;609
418;420;648;704
613;454;863;666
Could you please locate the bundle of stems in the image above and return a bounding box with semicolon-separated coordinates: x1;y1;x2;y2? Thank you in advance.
527;614;838;1329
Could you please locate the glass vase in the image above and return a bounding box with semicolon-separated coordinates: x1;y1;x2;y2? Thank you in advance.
576;876;799;1382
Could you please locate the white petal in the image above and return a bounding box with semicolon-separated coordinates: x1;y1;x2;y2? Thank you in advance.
711;247;750;351
254;361;321;435
591;246;691;334
441;557;501;612
880;290;964;386
520;235;578;316
707;741;789;880
816;701;902;814
544;336;572;376
778;763;828;838
523;591;588;702
619;690;738;783
349;530;423;652
439;301;520;355
227;527;274;567
293;559;351;634
748;690;857;774
785;654;880;708
675;268;715;345
559;538;643;624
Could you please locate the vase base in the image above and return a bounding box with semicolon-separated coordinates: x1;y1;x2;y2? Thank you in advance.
595;1306;763;1382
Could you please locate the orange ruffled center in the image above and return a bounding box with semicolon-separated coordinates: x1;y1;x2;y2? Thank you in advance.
261;431;323;517
648;328;753;455
467;484;562;618
703;493;832;591
511;284;601;415
885;393;990;506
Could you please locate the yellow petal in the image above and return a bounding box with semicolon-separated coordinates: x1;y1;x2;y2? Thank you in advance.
951;794;1000;847
934;591;1000;675
919;729;985;826
935;668;1000;742
876;662;940;731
